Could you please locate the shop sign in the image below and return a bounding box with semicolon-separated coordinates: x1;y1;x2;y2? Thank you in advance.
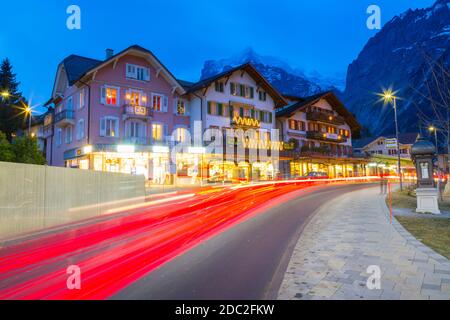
231;116;260;128
385;138;398;149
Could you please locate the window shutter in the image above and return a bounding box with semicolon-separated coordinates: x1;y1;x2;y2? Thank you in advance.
269;112;273;123
230;83;235;95
174;99;178;114
239;107;244;117
250;87;254;99
163;96;168;112
250;109;255;119
217;103;223;116
101;86;106;104
114;118;120;137
163;124;168;142
100;118;106;136
207;101;212;115
144;68;150;81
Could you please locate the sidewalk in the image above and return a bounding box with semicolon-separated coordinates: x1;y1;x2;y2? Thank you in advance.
277;186;450;300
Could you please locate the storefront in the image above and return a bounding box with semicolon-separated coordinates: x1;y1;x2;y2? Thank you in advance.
288;157;368;178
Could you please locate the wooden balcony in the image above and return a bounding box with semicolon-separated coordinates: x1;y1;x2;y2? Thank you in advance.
306;131;348;143
306;111;345;126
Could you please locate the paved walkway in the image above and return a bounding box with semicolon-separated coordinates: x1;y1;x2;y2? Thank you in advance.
277;186;450;300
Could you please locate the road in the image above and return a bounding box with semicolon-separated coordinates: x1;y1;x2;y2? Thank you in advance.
113;183;373;300
0;181;375;300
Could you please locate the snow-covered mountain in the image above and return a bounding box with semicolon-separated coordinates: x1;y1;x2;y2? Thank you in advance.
200;47;345;97
342;0;450;136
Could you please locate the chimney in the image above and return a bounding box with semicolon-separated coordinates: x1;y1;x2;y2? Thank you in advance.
105;48;114;60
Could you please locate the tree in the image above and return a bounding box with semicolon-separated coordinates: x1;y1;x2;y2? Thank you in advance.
0;131;14;162
11;135;46;165
0;58;24;141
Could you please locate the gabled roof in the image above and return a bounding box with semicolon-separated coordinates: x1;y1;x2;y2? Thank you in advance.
49;45;186;103
63;55;102;86
183;63;288;108
276;91;361;132
352;132;419;149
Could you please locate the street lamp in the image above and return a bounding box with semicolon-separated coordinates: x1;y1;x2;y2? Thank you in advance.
25;105;32;135
429;126;441;199
380;88;403;191
1;91;10;99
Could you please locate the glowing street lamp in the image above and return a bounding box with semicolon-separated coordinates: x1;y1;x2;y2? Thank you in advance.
378;88;403;191
24;105;32;134
1;91;10;99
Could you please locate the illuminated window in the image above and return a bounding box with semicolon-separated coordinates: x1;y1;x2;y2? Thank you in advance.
177;99;186;115
174;127;187;142
152;94;167;112
101;86;119;106
152;123;163;141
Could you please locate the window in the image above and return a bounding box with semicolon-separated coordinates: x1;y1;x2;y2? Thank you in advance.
207;101;226;116
76;119;85;140
56;128;62;146
176;99;187;115
259;90;267;101
214;81;224;93
289;119;298;130
229;82;254;99
152;94;168;112
126;64;150;81
67;96;73;111
152;123;164;141
101;86;120;106
100;117;119;137
79;88;85;109
127;90;146;106
260;111;273;123
174;127;188;142
65;126;73;144
127;121;145;138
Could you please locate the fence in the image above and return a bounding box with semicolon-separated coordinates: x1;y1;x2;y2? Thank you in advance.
0;162;145;240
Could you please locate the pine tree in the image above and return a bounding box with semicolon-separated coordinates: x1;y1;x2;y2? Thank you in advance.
0;58;24;141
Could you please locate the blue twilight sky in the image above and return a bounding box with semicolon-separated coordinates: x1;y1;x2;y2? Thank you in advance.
0;0;435;111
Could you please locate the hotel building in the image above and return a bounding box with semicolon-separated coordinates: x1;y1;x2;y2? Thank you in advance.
44;45;189;183
179;63;288;182
276;92;366;178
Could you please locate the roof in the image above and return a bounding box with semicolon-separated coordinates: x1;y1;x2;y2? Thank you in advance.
63;55;102;86
276;91;361;132
50;45;186;102
352;132;419;149
183;63;288;107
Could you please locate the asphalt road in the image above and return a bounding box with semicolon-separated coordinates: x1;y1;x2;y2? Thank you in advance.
112;183;375;300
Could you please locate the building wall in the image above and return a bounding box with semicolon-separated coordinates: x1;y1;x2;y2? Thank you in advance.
359;137;412;158
48;54;190;167
188;70;277;132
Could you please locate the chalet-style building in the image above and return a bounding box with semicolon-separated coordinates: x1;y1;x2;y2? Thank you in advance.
276;92;366;178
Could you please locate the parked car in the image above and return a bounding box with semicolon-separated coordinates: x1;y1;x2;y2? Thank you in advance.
298;172;329;180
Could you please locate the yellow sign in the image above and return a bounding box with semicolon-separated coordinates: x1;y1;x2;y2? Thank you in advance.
232;116;260;128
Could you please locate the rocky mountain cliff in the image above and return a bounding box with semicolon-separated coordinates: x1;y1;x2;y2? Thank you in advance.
342;0;450;136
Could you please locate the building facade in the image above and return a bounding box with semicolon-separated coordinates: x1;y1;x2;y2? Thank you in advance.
42;45;368;184
44;45;189;183
180;63;287;183
352;133;418;176
276;92;366;178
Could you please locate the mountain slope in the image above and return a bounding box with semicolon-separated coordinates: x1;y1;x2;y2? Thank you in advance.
342;0;450;136
200;47;343;97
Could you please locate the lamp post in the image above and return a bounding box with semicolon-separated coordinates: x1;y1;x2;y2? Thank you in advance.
429;126;441;199
380;89;403;191
25;106;32;135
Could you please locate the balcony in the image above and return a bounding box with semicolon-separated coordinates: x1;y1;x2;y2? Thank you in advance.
54;110;75;127
306;131;348;143
123;105;152;120
306;111;345;126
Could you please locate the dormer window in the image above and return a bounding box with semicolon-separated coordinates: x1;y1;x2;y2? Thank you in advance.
126;64;150;81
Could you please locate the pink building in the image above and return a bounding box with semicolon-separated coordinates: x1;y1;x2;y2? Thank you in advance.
44;45;189;182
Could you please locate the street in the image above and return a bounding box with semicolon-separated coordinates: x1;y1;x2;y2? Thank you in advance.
0;181;374;300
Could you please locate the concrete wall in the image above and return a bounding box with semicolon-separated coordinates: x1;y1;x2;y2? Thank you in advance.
0;162;145;240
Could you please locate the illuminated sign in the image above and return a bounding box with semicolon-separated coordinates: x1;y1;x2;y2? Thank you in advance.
152;146;169;153
385;138;398;149
232;116;260;128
